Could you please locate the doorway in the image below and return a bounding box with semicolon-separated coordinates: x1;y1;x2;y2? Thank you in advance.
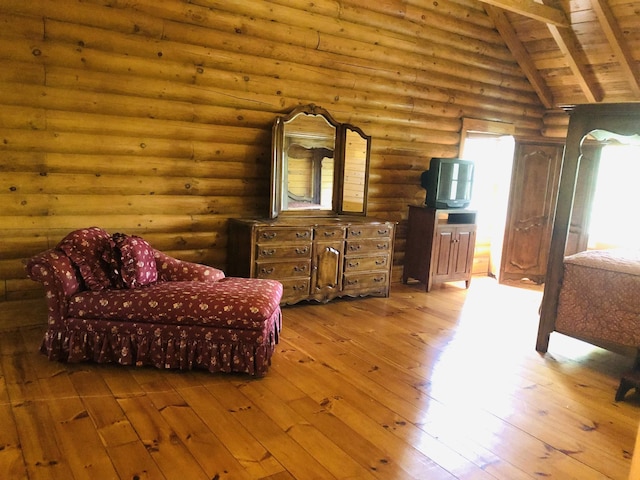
459;119;515;278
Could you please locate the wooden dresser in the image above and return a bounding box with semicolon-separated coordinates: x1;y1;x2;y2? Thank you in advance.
228;216;395;305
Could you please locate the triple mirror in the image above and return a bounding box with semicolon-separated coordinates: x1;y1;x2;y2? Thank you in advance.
269;104;371;218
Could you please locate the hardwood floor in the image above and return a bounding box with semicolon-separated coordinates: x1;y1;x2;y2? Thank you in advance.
1;277;638;479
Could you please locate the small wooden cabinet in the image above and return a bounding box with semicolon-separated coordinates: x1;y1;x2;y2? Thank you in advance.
403;206;477;291
228;217;395;305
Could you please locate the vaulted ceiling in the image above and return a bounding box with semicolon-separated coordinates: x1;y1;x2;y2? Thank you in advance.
479;0;640;109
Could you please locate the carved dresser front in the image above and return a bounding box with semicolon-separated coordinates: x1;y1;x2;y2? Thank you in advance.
228;217;395;305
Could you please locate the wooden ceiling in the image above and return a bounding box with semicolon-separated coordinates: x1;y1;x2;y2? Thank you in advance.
479;0;640;109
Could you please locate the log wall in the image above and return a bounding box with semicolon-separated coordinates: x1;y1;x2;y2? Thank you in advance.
0;0;549;328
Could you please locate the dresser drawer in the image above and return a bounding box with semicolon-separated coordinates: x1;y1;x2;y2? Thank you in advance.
256;243;311;259
342;271;388;291
256;227;313;243
255;260;311;279
314;226;346;240
344;255;389;272
280;278;311;303
346;239;392;254
347;224;392;239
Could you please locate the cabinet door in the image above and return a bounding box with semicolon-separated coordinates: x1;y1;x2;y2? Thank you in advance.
433;227;455;276
451;227;476;276
433;226;476;279
500;142;562;284
312;241;343;297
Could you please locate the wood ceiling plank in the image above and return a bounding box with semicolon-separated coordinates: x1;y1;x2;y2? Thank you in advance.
590;0;640;97
485;5;556;108
545;21;604;102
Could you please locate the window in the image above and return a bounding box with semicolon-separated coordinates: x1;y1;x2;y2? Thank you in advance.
588;144;640;249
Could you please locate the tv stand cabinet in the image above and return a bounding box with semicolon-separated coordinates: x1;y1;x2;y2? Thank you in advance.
403;206;477;292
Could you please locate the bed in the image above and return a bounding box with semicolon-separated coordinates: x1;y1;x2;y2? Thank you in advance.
553;249;640;354
537;104;640;363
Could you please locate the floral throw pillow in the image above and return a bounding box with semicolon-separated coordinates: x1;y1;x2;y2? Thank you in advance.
58;227;113;291
109;233;158;289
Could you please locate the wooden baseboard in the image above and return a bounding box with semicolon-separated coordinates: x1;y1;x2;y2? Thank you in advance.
0;298;47;331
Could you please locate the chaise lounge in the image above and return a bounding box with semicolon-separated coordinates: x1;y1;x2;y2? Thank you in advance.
25;227;283;376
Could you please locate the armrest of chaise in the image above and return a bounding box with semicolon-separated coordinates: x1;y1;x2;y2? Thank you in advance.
25;249;82;326
153;250;225;283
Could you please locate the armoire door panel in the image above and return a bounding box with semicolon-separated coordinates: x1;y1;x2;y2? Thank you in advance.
500;143;562;283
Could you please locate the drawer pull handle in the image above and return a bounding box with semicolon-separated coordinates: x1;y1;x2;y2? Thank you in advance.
293;265;307;272
351;230;362;236
261;232;277;239
377;243;388;249
347;279;359;285
296;232;310;238
348;261;359;268
375;259;386;265
261;267;275;275
261;249;275;256
374;276;384;283
378;229;389;235
324;231;336;237
295;246;309;254
349;245;361;251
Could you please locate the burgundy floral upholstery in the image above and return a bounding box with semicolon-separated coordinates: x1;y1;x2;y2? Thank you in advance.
26;228;283;376
58;227;113;291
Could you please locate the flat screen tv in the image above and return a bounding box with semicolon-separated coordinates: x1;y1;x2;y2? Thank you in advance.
420;158;474;208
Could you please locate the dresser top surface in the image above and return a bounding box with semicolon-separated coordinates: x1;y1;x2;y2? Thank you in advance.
230;216;395;227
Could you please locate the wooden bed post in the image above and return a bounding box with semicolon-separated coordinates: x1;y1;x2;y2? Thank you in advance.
536;108;583;352
536;103;640;353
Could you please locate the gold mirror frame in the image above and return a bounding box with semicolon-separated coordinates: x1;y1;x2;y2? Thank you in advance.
270;105;370;218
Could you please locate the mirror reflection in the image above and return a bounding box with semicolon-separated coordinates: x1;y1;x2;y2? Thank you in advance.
270;105;371;218
282;113;336;212
342;127;369;213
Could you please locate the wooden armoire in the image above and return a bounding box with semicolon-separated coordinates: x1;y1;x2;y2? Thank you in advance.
499;141;599;284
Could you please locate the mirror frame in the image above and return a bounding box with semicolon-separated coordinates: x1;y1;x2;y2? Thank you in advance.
269;104;371;218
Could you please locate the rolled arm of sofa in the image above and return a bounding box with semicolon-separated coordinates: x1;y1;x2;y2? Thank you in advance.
153;250;225;283
25;249;82;326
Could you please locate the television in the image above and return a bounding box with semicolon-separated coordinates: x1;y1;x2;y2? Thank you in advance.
420;158;474;208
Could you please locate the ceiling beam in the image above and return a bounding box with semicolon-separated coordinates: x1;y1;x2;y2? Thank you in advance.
590;0;640;98
476;0;569;27
484;5;555;108
543;1;604;103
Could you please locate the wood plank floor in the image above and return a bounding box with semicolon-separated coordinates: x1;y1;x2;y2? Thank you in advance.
1;277;638;479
